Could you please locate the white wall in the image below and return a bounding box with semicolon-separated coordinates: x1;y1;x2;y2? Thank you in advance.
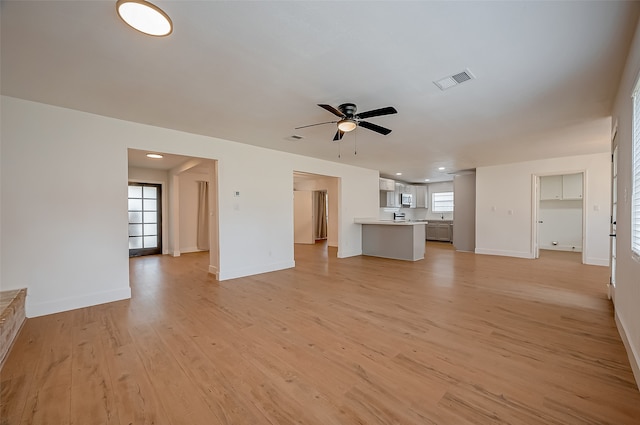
0;96;379;317
538;200;583;251
178;169;209;253
476;152;610;265
128;166;170;254
611;16;640;390
293;191;314;244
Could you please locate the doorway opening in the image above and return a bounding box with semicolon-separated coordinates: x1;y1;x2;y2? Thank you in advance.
128;149;220;277
533;172;586;263
293;171;340;259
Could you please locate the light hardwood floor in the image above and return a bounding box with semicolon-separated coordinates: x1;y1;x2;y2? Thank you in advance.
2;242;639;424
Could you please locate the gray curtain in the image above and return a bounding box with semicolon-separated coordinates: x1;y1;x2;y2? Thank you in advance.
197;181;209;250
314;191;327;240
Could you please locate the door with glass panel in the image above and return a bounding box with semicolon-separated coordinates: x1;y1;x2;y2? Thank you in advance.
128;183;162;256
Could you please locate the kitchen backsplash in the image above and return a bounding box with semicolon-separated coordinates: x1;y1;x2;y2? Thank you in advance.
379;207;453;221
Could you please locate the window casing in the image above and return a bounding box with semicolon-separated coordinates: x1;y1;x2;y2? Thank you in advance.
432;191;454;213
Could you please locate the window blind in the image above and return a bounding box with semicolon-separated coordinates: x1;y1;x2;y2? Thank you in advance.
632;81;640;256
432;192;454;212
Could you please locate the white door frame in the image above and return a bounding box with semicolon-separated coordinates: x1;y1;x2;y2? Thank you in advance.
609;124;618;301
531;171;587;263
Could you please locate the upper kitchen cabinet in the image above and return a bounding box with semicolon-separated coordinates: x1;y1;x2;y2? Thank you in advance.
540;173;583;200
379;178;395;191
415;185;428;208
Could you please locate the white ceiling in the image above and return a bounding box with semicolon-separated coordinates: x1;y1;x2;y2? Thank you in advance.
2;1;638;182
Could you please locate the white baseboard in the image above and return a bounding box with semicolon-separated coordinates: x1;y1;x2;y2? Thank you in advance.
218;260;295;281
337;249;362;258
180;247;207;254
585;257;609;266
208;265;219;279
26;287;131;318
172;250;181;257
615;311;640;391
540;244;583;252
474;248;534;259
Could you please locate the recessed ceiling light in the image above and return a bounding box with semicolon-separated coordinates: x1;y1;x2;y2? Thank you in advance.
395;172;402;176
425;179;430;182
438;167;445;171
116;0;173;37
146;153;163;159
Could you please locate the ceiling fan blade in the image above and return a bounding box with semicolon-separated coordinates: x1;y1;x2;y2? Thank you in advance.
358;120;392;135
356;106;398;120
318;104;344;117
294;121;337;130
333;130;345;141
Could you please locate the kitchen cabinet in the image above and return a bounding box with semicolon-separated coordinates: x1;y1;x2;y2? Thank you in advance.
406;185;417;208
379;178;395;191
540;174;582;200
415;185;428;208
426;221;453;242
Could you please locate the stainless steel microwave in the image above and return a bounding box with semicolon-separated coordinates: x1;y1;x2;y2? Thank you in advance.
401;193;412;206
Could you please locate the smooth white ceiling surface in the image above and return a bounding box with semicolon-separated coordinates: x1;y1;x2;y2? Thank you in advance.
2;1;638;182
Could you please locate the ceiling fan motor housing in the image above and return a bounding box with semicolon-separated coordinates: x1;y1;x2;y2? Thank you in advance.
339;103;357;117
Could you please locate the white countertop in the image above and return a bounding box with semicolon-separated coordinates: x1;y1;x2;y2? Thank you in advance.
354;218;428;226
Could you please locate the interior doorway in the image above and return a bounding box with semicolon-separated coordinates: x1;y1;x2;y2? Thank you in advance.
128;149;220;277
533;172;586;263
293;171;339;257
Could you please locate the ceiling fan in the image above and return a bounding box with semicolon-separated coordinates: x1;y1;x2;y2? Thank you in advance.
296;103;398;141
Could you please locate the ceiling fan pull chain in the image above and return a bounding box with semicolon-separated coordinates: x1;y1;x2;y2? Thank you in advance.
354;128;357;155
338;140;341;159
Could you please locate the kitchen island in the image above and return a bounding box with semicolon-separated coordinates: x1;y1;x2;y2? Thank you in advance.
354;219;426;261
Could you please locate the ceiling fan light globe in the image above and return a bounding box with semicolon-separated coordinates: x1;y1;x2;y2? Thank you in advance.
337;119;357;132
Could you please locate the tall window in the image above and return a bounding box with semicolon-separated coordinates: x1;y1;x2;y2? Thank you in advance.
432;191;454;212
632;78;640;256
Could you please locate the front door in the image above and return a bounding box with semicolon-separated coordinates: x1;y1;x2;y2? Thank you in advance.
128;183;162;256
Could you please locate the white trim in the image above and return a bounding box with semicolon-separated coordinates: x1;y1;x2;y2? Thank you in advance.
615;311;640;391
172;250;181;257
337;249;362;258
584;257;610;267
208;265;219;279
179;247;206;254
218;260;295;281
474;248;534;259
26;287;131;318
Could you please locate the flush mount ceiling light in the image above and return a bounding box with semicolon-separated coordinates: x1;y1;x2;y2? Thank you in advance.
337;119;357;133
146;153;163;159
116;0;173;37
438;167;445;171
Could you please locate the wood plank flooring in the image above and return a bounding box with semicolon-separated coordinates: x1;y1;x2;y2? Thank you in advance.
2;242;639;424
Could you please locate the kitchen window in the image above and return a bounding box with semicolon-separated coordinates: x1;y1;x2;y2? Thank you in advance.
432;191;454;212
632;76;640;256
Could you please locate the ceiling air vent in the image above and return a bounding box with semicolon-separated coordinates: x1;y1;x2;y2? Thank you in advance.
286;134;304;141
434;69;475;91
